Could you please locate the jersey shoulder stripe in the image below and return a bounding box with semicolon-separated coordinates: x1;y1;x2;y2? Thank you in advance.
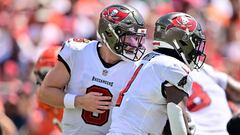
62;38;97;51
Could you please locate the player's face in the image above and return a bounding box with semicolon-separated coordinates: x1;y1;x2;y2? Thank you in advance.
121;35;145;53
122;35;145;48
120;34;146;61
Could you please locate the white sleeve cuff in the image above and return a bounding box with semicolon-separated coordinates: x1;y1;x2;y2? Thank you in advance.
64;93;76;109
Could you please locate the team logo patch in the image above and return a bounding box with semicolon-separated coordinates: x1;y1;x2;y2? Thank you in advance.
178;76;188;88
103;7;129;23
167;16;197;33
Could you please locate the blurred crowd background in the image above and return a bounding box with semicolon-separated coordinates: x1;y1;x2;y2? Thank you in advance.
0;0;240;134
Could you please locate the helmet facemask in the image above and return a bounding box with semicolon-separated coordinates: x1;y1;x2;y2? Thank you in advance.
115;31;146;61
188;34;206;69
172;33;206;70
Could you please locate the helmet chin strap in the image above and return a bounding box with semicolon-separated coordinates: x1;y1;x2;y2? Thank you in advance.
101;32;128;62
101;33;119;55
189;36;196;49
173;39;194;70
101;32;108;47
108;24;119;40
100;24;120;55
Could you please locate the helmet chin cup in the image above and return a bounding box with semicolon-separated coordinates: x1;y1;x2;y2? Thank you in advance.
173;39;193;70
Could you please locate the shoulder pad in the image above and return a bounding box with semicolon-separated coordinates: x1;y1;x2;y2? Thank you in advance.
70;37;90;43
62;38;91;51
142;52;159;61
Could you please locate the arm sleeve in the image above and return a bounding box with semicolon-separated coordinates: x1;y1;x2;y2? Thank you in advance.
58;40;74;75
203;64;228;90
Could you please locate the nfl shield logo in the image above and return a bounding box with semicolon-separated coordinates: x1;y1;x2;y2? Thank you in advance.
102;70;108;76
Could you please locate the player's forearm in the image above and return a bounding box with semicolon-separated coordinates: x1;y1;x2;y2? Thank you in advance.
167;102;187;135
165;86;189;135
227;76;240;92
181;97;193;135
182;109;192;135
226;76;240;101
38;86;65;108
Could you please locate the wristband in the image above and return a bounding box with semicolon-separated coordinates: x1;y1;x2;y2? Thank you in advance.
64;93;76;109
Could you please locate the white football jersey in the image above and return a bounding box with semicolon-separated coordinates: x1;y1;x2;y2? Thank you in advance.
108;52;193;135
188;64;232;135
58;38;136;135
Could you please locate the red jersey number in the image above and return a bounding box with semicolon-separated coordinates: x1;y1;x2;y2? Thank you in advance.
187;82;211;112
81;85;112;126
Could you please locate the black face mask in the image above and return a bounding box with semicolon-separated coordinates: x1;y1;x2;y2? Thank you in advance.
115;33;146;61
189;34;206;69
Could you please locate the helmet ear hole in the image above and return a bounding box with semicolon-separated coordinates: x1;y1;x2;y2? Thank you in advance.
115;26;122;35
114;44;123;54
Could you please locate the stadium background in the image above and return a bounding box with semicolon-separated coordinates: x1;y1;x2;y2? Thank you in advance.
0;0;240;134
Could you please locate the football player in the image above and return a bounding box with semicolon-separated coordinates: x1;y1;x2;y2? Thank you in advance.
108;12;206;135
163;62;240;135
38;4;147;135
186;63;240;135
34;45;63;134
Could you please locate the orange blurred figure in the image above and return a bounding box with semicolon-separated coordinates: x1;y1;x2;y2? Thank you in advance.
34;45;63;135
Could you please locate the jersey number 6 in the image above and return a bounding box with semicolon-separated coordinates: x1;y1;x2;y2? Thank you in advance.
81;85;112;126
